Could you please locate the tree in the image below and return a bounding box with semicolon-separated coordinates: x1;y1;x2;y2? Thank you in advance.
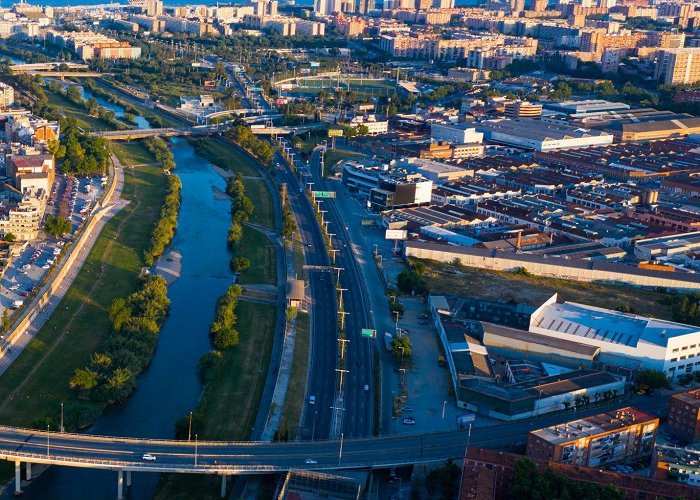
397;270;428;296
391;336;412;361
69;368;98;391
44;215;72;237
636;369;670;392
1;310;10;332
66;85;84;105
3;233;15;242
230;256;250;273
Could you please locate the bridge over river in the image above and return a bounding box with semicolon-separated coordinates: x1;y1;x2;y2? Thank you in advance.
91;123;324;140
0;425;469;498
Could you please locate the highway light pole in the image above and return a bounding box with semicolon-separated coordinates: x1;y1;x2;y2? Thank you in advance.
46;425;49;458
442;400;447;428
338;338;349;359
188;411;193;442
194;434;198;467
338;432;344;466
335;368;349;391
337;288;347;310
60;403;64;433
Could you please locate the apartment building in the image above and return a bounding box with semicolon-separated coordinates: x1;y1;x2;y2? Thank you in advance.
0;197;43;241
527;407;658;467
655;48;700;85
504;101;542;118
668;389;700;442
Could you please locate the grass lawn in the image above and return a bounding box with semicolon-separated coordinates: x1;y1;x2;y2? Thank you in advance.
194;138;275;231
324;148;362;177
0;148;166;428
238;228;277;286
419;259;676;320
279;312;310;438
45;88;123;132
291;230;305;281
112;140;155;166
155;301;277;500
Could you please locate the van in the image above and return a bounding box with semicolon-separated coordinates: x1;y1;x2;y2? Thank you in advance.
11;300;23;310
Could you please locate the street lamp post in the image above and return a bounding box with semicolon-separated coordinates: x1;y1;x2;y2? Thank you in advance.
312;410;318;441
188;411;193;442
338;432;344;466
194;434;198;467
46;425;50;458
442;400;447;428
60;403;64;433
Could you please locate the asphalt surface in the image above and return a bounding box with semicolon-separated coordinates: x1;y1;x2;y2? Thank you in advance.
274;152;338;441
307;148;375;439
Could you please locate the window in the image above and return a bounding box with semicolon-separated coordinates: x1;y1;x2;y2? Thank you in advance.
673;348;680;353
683;346;689;351
671;358;678;362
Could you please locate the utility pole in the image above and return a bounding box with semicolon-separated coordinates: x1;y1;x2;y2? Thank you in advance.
338;337;349;359
60;403;64;433
194;434;198;467
338;310;349;330
338;432;344;465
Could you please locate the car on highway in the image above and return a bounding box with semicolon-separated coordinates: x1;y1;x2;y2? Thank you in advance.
417;313;429;320
8;285;19;291
402;417;416;425
309;395;315;405
304;459;317;465
364;384;369;391
142;453;157;461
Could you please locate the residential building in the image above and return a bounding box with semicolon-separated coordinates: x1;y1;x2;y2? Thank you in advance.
0;82;14;109
655;48;700;85
350;115;388;135
653;446;700;488
0;197;42;240
527;407;658;466
668;389;700;442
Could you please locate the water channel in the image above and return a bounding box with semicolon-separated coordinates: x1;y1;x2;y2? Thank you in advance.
79;87;151;130
15;138;235;499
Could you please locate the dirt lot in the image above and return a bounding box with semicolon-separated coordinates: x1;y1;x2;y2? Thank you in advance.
418;259;676;320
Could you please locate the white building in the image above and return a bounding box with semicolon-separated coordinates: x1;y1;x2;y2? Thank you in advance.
529;294;700;378
0;82;14;109
430;122;484;144
476;118;614;151
350;115;388;135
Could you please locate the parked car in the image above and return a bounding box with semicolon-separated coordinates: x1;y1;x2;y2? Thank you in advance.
304;459;317;465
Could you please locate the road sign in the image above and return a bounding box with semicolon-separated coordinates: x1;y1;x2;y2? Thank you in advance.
312;191;336;198
328;128;344;138
385;229;408;240
361;328;376;338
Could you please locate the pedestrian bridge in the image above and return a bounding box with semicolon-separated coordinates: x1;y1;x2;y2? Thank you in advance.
0;425;467;498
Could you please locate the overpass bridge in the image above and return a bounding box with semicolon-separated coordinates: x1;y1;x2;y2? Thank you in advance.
91;125;222;140
0;425;468;498
27;71;105;79
9;62;90;73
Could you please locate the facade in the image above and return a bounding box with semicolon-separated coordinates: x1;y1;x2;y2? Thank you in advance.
527;407;659;467
0;198;42;240
655;48;700;85
0;82;14;109
504;101;542;118
430;122;484;144
653;446;700;488
668;389;700;442
47;31;141;60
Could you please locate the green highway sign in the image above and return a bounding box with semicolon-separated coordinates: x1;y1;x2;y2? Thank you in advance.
312;191;336;199
361;328;376;338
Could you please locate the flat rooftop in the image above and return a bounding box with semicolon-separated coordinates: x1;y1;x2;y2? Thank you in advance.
477;118;612;142
530;407;657;445
671;388;700;408
531;301;700;348
482;322;600;357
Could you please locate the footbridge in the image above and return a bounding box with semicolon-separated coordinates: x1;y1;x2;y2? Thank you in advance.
0;425;467;498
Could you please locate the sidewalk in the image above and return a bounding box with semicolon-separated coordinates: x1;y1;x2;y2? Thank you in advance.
0;155;127;376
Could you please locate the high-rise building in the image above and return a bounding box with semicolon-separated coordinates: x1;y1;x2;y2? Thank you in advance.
527;408;658;467
434;0;455;8
655;48;700;85
314;0;328;15
509;0;525;12
356;0;374;13
504;101;543;118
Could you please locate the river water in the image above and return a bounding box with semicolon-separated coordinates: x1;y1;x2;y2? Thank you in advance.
79;87;151;130
15;139;235;499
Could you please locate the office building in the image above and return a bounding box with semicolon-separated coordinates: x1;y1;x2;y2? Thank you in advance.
0;82;14;109
430;122;484;144
669;389;700;442
527;407;658;467
655;48;700;85
504;101;542;118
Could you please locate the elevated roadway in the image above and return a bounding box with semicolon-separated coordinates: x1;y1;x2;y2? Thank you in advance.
90;125;221;140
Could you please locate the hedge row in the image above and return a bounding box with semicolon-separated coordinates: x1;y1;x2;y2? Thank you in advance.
144;175;182;266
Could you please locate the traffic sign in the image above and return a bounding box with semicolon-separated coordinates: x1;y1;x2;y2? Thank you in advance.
361;328;376;338
312;191;336;198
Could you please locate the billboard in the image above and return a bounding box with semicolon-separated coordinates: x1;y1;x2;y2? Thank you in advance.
328;128;344;138
385;229;408;240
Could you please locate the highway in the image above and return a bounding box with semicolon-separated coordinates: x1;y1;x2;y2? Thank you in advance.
274;153;338;441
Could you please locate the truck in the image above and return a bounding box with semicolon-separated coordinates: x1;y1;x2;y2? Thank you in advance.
11;300;23;310
384;331;393;352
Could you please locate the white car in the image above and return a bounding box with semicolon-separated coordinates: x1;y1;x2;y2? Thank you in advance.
8;285;19;291
142;453;157;461
304;459;317;465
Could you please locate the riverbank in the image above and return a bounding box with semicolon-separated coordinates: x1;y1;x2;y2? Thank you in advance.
0;144;169;430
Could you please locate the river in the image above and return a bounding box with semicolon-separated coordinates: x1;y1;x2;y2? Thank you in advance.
14;139;235;499
79;87;151;130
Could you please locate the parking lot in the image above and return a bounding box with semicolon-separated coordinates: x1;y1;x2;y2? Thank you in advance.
391;298;475;435
47;174;105;232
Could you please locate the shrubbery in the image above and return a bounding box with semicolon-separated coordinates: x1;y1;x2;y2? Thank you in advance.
69;276;170;405
144;137;176;171
282;204;297;238
225;173;255;271
224;125;275;166
44;215;72;237
144;175;181;266
50;117;111;176
209;285;243;350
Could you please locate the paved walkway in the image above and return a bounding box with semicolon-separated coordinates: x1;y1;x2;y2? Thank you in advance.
261;242;298;442
0;155;127;376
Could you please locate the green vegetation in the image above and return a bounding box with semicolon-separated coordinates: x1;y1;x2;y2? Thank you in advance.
225;172;256;272
144;137;176;171
237;229;277;285
44;215;72;237
193;138;274;230
223;125;275;167
391;336;412;362
49;117;111;175
323;148;362;177
282;203;297;238
144;175;181;266
209;285;243;350
667;292;700;326
0;153;168;430
635;369;671;393
417;259;677;320
397;269;428;296
512;458;624;500
426;461;461;500
69;275;170;406
278;312;309;440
